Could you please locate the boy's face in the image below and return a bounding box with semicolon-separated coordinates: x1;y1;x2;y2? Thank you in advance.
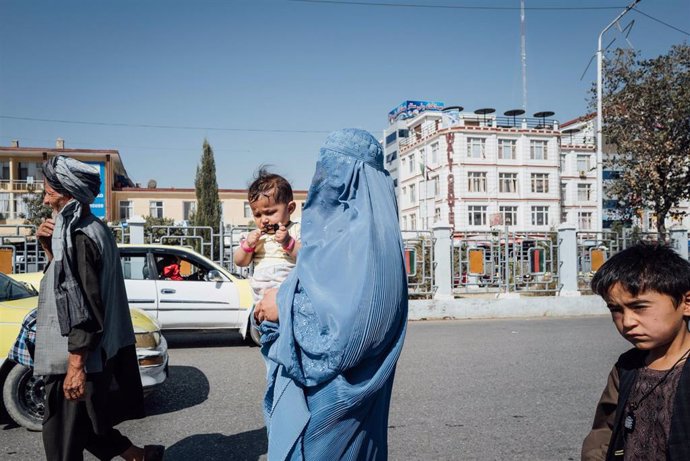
606;282;690;351
249;192;295;233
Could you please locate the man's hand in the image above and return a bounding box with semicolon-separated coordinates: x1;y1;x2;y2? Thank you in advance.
63;350;87;401
37;218;55;259
254;288;279;324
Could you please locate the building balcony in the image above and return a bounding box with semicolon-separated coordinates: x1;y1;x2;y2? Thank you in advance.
0;180;45;192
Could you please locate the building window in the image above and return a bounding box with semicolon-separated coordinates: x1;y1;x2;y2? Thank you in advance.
560;154;566;171
434;207;441;223
431;143;439;164
402;216;407;229
409;153;416;174
149;201;164;219
467;137;486;159
385;131;397;146
577;183;592;201
468;172;487;192
561;183;567;201
530;140;548;160
119;200;133;221
0;193;9;217
0;162;9;180
499;173;518;193
402;186;407;202
243;201;252;218
500;206;518;226
410;213;417;230
531;173;549;193
577;154;591;172
531;206;549;226
498;139;516;159
184;201;197;221
578;212;592;230
561;209;568;223
468;205;487;226
409;184;416;203
401;158;407;172
14;194;29;218
432;176;440;196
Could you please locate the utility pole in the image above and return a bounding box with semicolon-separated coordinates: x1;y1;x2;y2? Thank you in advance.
596;0;640;231
520;0;528;112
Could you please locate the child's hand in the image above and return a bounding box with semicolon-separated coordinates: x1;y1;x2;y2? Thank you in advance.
245;229;261;248
275;224;290;246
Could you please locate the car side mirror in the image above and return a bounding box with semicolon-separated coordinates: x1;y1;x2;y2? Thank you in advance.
206;269;224;282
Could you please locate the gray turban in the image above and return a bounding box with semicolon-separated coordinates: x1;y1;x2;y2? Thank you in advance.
42;156;101;204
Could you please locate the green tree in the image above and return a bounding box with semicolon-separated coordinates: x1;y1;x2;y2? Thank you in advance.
21;192;52;230
598;45;690;237
194;139;222;257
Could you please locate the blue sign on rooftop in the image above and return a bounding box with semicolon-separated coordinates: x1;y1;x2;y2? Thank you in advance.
388;100;444;124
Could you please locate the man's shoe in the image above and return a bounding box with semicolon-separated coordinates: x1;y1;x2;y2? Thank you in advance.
143;445;165;461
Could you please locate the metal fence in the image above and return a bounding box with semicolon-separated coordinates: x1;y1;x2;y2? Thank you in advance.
402;230;435;299
452;230;559;295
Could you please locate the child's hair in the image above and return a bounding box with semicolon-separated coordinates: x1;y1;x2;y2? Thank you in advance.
248;167;293;205
591;243;690;306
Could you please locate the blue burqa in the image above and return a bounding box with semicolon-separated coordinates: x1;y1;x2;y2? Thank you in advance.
259;128;408;460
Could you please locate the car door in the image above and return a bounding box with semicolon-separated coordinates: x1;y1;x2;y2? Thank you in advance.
153;250;240;329
119;250;159;319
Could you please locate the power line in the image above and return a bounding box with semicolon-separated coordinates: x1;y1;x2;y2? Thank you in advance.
632;7;690;37
0;115;334;134
288;0;626;10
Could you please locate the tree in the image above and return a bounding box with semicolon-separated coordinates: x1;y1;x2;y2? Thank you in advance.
21;192;52;230
194;139;222;257
598;45;690;237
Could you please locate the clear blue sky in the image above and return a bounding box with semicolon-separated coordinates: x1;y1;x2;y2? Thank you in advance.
1;0;688;190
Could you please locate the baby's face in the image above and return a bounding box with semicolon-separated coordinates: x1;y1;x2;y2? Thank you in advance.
250;193;295;234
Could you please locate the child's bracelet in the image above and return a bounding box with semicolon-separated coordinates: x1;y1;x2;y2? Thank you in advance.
240;239;255;253
282;237;296;252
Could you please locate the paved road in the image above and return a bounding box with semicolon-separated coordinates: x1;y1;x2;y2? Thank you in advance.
1;317;628;460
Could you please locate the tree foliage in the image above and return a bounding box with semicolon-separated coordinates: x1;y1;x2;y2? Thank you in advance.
194;139;221;232
21;192;52;230
599;45;690;236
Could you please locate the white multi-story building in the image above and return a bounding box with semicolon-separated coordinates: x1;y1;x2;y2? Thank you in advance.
384;101;561;233
559;114;598;231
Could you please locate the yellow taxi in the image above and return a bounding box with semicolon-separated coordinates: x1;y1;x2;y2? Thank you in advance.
1;271;168;431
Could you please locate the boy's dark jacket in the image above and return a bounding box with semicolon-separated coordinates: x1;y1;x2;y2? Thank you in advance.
582;348;690;460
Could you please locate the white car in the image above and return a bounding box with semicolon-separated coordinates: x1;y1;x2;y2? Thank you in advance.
118;245;259;345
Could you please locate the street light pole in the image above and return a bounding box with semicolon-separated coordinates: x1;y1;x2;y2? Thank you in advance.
596;0;640;232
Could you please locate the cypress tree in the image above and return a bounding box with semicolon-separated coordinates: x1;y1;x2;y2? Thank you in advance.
194;139;221;235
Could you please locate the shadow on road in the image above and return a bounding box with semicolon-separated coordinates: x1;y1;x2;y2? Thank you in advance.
145;365;209;416
162;330;255;349
164;427;267;460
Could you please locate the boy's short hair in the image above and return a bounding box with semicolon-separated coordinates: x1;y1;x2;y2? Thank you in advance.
248;167;293;205
591;243;690;305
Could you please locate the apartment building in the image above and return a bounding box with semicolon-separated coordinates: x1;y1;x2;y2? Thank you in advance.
384;101;561;233
0;139;133;223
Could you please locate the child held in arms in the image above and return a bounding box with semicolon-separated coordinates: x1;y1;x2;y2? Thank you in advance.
233;168;301;304
582;243;690;460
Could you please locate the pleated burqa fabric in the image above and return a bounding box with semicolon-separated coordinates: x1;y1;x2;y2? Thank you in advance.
259;128;408;460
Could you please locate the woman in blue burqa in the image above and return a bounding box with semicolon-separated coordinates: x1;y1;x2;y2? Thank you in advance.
254;128;408;460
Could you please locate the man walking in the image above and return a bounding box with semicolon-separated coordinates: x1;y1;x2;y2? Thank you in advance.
35;155;163;461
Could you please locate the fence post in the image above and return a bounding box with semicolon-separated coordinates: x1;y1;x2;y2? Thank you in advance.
432;223;453;299
670;226;688;260
558;223;580;296
129;215;145;245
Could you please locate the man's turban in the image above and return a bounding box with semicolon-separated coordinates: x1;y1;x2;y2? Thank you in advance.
42;156;101;204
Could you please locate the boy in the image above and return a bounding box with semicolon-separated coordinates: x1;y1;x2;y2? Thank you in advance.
582;243;690;460
233;169;300;303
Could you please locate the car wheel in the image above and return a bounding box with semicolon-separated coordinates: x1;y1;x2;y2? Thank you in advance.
2;364;44;431
249;322;262;347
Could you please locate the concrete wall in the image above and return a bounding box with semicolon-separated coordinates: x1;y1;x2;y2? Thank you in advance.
408;295;607;320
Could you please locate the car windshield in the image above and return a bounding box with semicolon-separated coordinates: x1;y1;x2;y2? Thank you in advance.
0;273;38;301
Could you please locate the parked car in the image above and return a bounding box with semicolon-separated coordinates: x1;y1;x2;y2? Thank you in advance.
1;272;168;431
117;244;258;345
